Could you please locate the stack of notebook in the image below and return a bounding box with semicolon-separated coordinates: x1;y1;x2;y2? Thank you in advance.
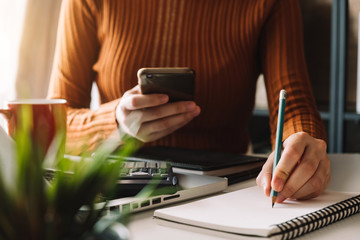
119;146;267;184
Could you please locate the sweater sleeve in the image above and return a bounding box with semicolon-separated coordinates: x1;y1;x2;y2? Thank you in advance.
48;0;119;154
259;0;327;148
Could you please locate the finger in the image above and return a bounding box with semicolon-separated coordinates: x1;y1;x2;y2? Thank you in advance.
141;101;198;122
277;146;321;200
121;93;169;110
287;154;330;200
144;116;194;142
272;133;312;192
137;112;196;142
256;152;274;197
141;107;200;134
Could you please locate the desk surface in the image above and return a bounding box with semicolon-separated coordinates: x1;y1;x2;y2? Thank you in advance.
128;154;360;240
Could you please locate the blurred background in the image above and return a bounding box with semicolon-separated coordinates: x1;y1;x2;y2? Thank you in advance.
1;0;360;153
251;0;360;154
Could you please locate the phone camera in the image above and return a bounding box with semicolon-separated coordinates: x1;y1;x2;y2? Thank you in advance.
146;74;153;78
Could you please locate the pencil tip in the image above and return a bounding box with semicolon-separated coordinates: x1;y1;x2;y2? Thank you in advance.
271;196;277;208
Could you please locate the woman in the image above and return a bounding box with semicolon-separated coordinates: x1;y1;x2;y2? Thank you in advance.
48;0;330;202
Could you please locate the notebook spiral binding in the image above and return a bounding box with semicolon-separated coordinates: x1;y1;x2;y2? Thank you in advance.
271;194;360;240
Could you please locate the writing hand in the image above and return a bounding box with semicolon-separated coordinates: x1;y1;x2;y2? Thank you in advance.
115;85;201;142
256;132;330;202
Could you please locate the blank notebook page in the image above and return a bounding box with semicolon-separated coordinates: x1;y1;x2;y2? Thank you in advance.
154;186;360;239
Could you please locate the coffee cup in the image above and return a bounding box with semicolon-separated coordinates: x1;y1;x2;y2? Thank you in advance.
0;99;67;161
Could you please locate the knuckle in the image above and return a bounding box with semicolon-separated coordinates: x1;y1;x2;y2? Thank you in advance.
318;139;327;149
285;145;302;160
302;160;318;174
317;139;328;153
296;131;308;139
277;168;290;180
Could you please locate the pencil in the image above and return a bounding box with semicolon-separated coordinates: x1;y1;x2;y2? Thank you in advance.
271;89;287;208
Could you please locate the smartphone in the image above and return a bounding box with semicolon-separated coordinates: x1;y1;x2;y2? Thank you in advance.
137;67;195;102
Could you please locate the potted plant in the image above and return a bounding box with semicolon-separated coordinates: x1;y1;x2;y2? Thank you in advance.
0;106;140;240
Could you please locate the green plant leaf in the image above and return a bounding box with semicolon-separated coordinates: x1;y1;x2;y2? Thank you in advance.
0;105;144;240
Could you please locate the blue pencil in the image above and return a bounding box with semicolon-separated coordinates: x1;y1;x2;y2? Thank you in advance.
271;89;287;208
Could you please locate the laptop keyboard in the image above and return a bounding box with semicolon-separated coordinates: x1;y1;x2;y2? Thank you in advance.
114;161;179;197
44;160;179;198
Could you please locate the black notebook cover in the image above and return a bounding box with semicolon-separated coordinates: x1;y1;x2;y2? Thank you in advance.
127;146;266;170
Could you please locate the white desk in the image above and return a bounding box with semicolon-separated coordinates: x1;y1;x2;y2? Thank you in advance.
128;154;360;240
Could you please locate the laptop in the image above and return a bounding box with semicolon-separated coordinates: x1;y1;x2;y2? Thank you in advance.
83;172;228;215
85;146;267;214
0;127;227;215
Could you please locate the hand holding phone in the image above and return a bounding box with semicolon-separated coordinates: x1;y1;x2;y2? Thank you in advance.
137;67;195;102
115;68;199;143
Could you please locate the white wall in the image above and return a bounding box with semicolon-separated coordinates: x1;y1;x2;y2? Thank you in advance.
0;0;27;104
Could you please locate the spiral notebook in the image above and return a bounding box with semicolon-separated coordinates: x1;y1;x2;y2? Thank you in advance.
154;186;360;240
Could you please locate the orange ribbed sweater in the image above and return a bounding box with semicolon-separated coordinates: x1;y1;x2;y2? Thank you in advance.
48;0;326;154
